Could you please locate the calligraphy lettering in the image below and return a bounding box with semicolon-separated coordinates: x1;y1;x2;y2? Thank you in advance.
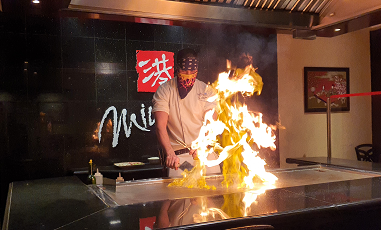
98;104;155;147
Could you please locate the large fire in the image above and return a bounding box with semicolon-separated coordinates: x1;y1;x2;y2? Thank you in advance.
192;187;277;223
169;64;278;190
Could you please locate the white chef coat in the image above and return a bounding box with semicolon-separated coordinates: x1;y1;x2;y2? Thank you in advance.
152;77;216;151
152;77;221;177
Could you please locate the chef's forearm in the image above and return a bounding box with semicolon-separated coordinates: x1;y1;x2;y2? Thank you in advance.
156;127;174;156
154;111;175;156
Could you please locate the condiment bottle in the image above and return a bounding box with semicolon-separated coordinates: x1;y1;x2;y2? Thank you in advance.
94;168;103;185
116;173;124;182
87;159;96;184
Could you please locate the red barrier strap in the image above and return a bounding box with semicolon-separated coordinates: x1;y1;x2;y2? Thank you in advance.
330;91;381;99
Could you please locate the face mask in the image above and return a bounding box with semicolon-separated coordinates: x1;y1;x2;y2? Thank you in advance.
177;57;198;99
178;72;197;89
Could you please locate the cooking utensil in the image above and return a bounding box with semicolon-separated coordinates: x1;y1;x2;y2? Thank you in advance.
176;139;199;160
176;139;190;150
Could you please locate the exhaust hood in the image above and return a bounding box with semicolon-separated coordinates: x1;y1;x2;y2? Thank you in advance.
67;0;381;37
68;0;319;29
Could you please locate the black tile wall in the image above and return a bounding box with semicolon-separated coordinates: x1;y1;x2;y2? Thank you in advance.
154;24;182;43
37;101;67;123
61;17;94;37
0;13;26;34
28;68;62;97
153;42;182;54
62;68;96;101
64;101;100;167
61;36;95;69
96;71;128;102
126;40;155;71
27;34;61;68
127;70;155;101
182;26;208;45
94;20;125;39
128;131;159;162
95;38;126;70
0;67;27;95
26;16;60;35
66;101;98;136
126;22;155;41
0;33;27;69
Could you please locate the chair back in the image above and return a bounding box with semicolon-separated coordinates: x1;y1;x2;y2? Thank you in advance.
355;144;377;162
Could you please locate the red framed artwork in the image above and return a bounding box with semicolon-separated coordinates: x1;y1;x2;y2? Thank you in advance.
304;67;350;113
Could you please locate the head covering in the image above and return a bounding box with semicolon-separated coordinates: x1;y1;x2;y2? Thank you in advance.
176;49;199;99
179;57;198;71
176;48;198;68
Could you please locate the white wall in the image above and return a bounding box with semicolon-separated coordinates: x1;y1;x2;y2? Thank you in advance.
277;28;372;168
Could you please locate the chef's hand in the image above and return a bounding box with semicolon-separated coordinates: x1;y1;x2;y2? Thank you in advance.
189;149;198;160
166;152;180;170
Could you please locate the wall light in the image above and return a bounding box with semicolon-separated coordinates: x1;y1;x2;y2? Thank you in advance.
109;220;121;225
334;28;341;32
32;0;40;4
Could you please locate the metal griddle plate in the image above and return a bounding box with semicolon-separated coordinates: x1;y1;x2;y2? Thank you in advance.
99;165;381;206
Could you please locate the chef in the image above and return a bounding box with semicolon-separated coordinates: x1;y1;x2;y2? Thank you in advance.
152;48;221;177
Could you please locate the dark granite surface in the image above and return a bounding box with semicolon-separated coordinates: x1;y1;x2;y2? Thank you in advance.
40;176;381;230
286;157;381;172
4;176;108;230
5;164;381;230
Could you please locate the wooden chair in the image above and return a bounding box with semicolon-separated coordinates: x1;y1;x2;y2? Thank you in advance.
355;144;377;162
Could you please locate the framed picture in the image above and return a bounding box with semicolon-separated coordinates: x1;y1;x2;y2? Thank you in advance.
304;67;349;113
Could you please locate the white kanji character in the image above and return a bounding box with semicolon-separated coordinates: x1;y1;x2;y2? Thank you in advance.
141;54;172;87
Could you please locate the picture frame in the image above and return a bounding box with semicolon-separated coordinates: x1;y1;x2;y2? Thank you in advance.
304;67;350;113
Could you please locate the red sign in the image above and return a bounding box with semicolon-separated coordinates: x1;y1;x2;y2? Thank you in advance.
136;50;174;92
139;216;156;230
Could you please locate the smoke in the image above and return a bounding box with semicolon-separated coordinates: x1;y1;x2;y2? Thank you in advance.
234;33;277;70
205;25;277;71
189;25;277;87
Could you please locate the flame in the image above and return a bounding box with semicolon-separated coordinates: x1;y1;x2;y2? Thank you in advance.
220;187;272;218
194;198;230;223
93;119;112;140
169;64;277;190
192;185;276;224
242;185;274;216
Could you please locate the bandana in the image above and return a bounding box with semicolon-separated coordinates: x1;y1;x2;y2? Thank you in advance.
178;72;197;88
177;57;198;99
177;72;197;99
179;57;198;71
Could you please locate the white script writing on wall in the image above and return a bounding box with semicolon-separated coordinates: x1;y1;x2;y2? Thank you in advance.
97;104;155;147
